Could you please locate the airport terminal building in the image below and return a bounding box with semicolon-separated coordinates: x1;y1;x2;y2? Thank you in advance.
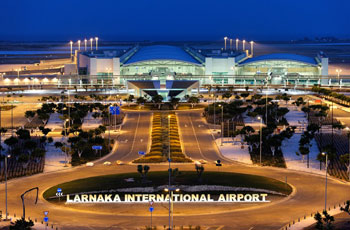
75;44;328;97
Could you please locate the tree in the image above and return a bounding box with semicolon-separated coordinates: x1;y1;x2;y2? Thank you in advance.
25;111;36;123
137;165;150;182
152;95;163;109
340;200;350;219
126;95;134;106
169;97;180;110
136;96;147;105
10;218;34;230
4;136;18;151
187;96;199;109
221;92;232;102
195;164;204;183
314;210;335;230
240;92;249;102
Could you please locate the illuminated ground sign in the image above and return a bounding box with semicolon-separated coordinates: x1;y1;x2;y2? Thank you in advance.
66;193;269;203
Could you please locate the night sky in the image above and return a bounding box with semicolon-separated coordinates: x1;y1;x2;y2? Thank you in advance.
1;0;349;41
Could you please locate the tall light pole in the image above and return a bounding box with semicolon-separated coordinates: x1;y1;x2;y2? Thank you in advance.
336;69;342;88
90;38;93;51
257;116;262;165
167;114;171;230
5;154;11;220
230;38;233;50
346;127;350;181
242;40;246;51
84;39;87;51
322;152;328;211
95;37;99;50
224;37;228;50
77;40;81;51
69;41;73;57
236;38;239;50
164;187;180;229
64;118;69;167
213;94;216;127
219;104;224;146
250;41;254;57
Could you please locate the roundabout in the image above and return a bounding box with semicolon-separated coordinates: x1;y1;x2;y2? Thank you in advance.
43;171;292;216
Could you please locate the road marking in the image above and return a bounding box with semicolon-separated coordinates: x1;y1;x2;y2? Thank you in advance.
119;113;141;161
189;113;209;161
216;226;225;230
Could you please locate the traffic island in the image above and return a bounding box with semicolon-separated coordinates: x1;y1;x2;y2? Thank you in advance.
43;171;292;216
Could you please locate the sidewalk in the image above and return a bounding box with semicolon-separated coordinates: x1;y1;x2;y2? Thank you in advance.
215;137;252;164
282;206;343;230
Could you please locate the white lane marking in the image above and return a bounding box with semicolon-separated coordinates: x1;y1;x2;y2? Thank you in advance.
189;114;209;161
119;113;141;161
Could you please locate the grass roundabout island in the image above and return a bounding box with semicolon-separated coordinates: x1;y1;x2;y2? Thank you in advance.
43;171;293;216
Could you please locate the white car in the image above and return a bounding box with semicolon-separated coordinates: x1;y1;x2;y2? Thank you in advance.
103;161;111;166
86;162;94;167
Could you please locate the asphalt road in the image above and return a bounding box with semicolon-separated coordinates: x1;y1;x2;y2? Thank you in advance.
0;110;349;230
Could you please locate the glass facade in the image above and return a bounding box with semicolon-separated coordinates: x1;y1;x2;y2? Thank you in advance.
120;60;205;76
237;60;320;76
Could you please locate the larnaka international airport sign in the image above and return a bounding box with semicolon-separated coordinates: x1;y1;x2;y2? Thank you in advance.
66;193;269;203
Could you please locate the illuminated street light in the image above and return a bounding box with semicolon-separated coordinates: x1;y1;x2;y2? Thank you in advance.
250;41;254;57
78;40;81;51
90;38;93;51
257;116;262;165
236;38;239;50
224;37;228;50
218;104;224;146
95;37;99;50
84;38;87;51
69;41;73;57
167;114;171;229
4;154;11;220
230;38;232;50
164;187;180;229
346;127;350;182
336;69;342;88
321;152;328;211
242;40;246;51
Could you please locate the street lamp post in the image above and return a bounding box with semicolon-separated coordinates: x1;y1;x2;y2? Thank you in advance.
4;154;11;220
242;40;246;51
64;119;69;167
167;114;171;229
95;37;99;50
90;38;93;51
257;116;262;165
250;41;254;57
322;152;328;211
164;187;180;229
84;39;87;51
236;39;239;50
336;69;342;88
69;41;73;58
224;37;228;50
346;127;350;181
77;40;81;51
230;38;232;50
219;104;224;146
213;94;216;126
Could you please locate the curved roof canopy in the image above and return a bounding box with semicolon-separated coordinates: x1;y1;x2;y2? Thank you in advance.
124;45;201;66
240;53;318;66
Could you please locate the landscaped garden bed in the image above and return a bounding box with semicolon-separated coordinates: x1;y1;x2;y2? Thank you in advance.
133;113;192;163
